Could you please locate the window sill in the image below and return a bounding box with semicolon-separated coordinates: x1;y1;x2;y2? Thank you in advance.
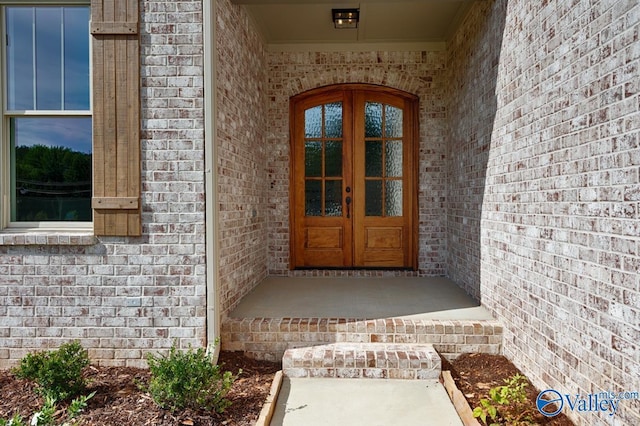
0;229;96;246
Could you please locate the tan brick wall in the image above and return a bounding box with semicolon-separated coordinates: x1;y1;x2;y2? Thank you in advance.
450;1;640;425
266;51;449;276
446;1;505;301
0;0;208;367
215;0;269;317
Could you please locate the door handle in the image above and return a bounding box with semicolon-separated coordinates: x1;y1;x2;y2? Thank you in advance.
345;196;351;218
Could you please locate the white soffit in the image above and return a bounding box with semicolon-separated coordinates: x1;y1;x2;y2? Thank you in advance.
232;0;474;52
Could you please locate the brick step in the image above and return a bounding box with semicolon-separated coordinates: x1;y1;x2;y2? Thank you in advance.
283;342;441;380
221;317;503;361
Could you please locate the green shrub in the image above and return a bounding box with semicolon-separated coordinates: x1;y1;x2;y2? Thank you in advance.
12;341;90;401
146;344;239;413
472;373;533;425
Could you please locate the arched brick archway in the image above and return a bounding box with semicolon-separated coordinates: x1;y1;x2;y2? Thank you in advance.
284;68;424;99
267;52;449;276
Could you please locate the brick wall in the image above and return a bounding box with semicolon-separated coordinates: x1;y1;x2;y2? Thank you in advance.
0;0;207;367
215;0;269;317
446;1;505;300
267;51;449;276
450;1;640;425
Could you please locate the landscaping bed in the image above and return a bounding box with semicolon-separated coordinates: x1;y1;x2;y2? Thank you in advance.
445;353;574;425
0;351;281;426
2;350;575;425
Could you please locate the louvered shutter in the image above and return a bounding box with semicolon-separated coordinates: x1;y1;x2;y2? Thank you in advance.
90;0;141;236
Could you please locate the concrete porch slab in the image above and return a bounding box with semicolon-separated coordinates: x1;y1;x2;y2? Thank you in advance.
222;276;502;361
229;276;493;320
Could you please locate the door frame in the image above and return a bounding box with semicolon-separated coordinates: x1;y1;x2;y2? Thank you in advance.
289;83;419;270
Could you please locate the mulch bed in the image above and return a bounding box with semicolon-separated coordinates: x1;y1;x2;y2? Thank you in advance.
1;351;575;425
446;353;574;425
0;351;281;426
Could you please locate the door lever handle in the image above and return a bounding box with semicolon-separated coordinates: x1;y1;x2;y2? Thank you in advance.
345;196;352;218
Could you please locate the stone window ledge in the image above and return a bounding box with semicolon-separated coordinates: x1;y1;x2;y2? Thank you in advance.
0;230;97;246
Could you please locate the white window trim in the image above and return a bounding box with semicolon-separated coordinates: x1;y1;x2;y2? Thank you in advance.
0;0;92;234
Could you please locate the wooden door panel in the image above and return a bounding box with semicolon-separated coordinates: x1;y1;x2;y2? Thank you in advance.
365;227;403;249
290;85;417;269
360;251;405;267
306;227;343;248
352;91;416;268
291;90;352;268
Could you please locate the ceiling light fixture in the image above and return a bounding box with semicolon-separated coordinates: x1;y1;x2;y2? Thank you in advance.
332;8;359;29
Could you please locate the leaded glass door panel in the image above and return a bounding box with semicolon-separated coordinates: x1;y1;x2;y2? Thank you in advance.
291;85;417;269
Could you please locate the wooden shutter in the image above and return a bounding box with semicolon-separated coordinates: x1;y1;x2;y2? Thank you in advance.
90;0;141;236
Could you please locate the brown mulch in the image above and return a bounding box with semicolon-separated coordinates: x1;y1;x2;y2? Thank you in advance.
0;351;281;426
1;351;575;425
445;353;574;425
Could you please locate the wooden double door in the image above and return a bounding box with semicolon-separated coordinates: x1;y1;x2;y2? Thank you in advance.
290;85;418;269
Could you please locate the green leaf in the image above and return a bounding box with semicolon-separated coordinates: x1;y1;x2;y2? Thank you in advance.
487;405;497;419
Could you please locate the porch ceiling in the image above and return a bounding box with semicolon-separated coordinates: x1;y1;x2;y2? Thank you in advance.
232;0;474;50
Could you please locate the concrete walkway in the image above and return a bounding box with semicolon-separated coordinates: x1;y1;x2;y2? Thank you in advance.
270;377;463;426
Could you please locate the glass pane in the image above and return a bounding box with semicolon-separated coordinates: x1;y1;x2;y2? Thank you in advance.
385;180;403;216
64;7;90;110
305;180;322;216
305;106;322;138
325;102;342;138
365;102;382;138
365;180;382;216
385;105;403;137
325;141;342;177
6;7;35;110
6;6;89;111
325;180;342;216
385;141;403;177
36;8;63;110
305;141;322;177
11;117;92;222
365;141;382;177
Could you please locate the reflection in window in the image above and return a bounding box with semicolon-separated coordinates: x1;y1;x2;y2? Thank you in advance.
365;141;382;177
304;102;344;217
325;141;342;177
325;180;342;216
305;106;322;138
385;141;402;177
364;102;403;217
384;105;403;137
385;180;402;216
305;180;322;216
10;118;92;221
6;6;90;111
305;141;322;177
365;102;382;138
365;180;382;216
5;6;91;224
324;102;342;138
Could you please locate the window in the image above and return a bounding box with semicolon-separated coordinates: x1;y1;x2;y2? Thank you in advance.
1;4;91;228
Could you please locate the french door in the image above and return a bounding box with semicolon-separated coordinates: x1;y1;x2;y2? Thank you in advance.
290;84;418;269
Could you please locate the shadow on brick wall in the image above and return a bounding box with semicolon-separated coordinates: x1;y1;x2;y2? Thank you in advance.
446;0;507;301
